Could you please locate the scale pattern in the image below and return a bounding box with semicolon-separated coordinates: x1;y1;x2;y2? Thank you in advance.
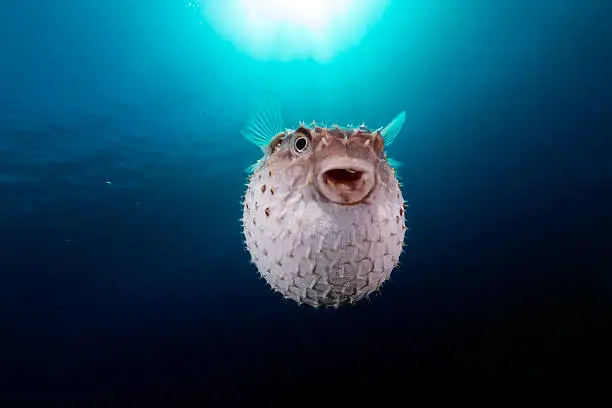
242;157;406;308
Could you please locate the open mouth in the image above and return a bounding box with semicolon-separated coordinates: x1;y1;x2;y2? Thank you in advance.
317;161;375;205
323;168;365;191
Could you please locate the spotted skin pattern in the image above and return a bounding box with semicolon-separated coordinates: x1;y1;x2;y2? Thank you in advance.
242;124;407;308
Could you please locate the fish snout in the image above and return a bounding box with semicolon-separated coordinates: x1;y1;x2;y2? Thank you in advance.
316;158;375;205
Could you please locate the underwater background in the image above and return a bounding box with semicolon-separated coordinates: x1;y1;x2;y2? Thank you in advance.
1;0;611;403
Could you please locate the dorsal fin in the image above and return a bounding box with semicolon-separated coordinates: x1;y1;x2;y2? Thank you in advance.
381;111;406;146
241;101;284;150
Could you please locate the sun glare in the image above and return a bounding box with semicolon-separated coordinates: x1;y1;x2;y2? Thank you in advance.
197;0;390;62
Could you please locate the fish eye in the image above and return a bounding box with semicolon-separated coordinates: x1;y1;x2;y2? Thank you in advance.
293;135;310;154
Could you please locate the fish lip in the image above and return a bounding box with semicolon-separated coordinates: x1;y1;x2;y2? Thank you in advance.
315;158;376;206
319;157;373;175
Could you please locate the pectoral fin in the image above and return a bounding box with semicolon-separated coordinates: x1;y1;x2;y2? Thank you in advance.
241;100;284;150
381;111;406;146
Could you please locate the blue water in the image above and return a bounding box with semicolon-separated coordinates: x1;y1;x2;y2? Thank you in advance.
1;0;610;403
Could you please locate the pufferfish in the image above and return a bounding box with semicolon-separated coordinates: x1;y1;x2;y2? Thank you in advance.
241;103;407;308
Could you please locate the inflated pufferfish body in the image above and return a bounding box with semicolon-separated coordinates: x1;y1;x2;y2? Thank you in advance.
241;104;407;308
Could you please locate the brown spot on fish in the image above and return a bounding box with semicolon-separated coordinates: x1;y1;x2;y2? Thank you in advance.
261;184;267;193
295;126;312;137
265;207;271;217
269;133;285;153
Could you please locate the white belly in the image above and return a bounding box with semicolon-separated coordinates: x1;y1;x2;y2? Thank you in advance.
242;166;406;307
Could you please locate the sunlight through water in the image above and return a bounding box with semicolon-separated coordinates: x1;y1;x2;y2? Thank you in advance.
193;0;391;62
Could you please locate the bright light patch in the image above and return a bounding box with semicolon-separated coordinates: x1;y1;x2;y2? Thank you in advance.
198;0;390;62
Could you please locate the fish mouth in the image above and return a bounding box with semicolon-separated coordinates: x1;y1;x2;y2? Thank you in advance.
316;158;375;205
